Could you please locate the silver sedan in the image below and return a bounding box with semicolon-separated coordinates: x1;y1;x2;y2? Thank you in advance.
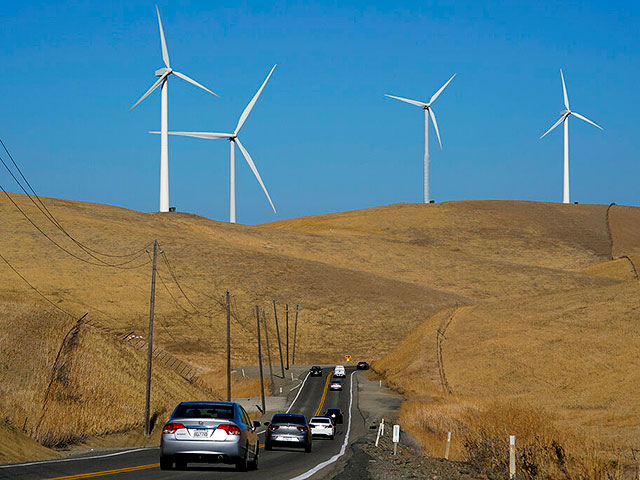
160;401;260;471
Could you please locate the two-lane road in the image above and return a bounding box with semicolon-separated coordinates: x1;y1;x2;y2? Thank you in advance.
0;367;361;480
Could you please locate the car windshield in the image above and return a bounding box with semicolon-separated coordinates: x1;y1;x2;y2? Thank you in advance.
311;418;331;424
311;366;321;370
173;403;234;419
271;414;306;425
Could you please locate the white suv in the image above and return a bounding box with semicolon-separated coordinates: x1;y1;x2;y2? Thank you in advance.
309;417;335;439
334;365;346;377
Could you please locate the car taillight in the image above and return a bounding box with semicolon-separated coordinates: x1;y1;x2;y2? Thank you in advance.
297;426;309;432
162;423;185;434
217;424;241;435
268;425;279;431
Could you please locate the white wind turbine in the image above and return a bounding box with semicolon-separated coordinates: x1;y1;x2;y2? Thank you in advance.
153;65;277;223
130;6;218;213
385;74;456;203
540;69;603;204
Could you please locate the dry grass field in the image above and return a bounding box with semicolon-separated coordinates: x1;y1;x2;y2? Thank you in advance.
1;193;639;475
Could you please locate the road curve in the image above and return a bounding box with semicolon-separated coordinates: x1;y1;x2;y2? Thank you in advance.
0;366;362;480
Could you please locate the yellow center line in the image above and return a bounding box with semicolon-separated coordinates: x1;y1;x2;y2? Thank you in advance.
314;369;334;417
43;463;159;480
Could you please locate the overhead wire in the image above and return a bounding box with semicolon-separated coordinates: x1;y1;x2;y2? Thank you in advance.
0;137;153;267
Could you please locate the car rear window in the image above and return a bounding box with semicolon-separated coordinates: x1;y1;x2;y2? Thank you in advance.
312;418;331;424
271;414;306;425
173;404;234;419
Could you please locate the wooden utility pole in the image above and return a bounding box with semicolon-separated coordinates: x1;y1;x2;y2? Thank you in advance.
145;240;158;436
292;304;300;365
273;300;285;378
261;308;274;390
256;306;266;414
226;290;231;402
285;303;289;370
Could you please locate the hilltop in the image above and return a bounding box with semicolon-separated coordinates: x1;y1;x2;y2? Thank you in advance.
0;194;639;468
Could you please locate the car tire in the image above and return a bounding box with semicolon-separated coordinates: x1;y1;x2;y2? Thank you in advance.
174;460;187;470
305;443;312;453
265;440;273;451
330;434;335;440
248;444;259;471
159;456;173;470
235;446;249;472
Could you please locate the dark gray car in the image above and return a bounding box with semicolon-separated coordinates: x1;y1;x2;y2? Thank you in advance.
264;413;312;452
160;401;260;471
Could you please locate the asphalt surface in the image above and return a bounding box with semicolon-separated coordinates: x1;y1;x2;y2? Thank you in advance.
0;366;365;480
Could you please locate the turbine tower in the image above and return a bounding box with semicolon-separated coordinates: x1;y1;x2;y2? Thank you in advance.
152;65;277;223
385;74;456;203
130;6;218;213
540;69;603;204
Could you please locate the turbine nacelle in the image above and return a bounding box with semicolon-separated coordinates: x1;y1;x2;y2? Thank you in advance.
155;67;171;77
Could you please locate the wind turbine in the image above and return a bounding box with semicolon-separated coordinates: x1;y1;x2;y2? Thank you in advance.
152;65;277;223
540;69;603;204
130;6;218;213
385;74;456;203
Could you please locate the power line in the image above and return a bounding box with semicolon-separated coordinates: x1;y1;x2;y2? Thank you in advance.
0;137;153;266
0;249;74;318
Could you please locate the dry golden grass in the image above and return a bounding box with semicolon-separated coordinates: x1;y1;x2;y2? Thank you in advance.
2;193;640;468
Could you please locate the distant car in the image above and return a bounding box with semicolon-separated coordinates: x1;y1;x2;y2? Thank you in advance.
310;366;323;377
264;413;312;452
334;365;346;377
330;379;343;391
324;408;344;424
309;416;335;439
160;401;260;472
356;361;370;370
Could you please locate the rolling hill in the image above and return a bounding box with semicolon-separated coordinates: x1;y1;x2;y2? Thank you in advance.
0;193;639;470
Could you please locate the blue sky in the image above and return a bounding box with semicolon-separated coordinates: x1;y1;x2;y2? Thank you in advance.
1;1;638;224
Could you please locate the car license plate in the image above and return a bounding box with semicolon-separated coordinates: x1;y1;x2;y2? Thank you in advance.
276;436;296;441
193;430;208;438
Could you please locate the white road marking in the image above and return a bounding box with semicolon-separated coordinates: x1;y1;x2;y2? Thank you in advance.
288;371;356;480
0;447;158;469
286;371;311;413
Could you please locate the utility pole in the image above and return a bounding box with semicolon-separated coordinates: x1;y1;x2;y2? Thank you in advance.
226;290;231;402
292;304;300;365
256;306;266;414
262;308;274;391
273;300;285;378
285;303;289;370
145;240;158;436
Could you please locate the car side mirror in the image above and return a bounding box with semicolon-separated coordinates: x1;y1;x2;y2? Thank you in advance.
253;421;261;428
264;421;270;426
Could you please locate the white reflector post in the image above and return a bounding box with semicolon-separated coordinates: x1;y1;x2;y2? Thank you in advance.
392;424;400;455
509;435;516;479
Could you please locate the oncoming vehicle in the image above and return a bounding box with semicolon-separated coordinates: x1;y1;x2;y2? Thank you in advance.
334;365;346;377
324;408;344;424
330;379;343;391
356;361;370;370
160;401;260;471
310;366;323;377
264;413;312;452
309;416;335;439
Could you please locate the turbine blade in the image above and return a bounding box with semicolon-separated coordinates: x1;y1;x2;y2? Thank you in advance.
172;71;219;97
429;108;443;149
429;73;456;105
560;69;569;110
384;94;427;108
571;111;603;130
235;64;277;135
540;116;565;139
129;73;168;110
150;131;231;139
235;137;277;214
156;6;170;68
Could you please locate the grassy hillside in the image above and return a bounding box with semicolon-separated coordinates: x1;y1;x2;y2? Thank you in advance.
1;193;639;471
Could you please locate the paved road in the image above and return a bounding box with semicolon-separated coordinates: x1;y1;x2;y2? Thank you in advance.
0;366;365;480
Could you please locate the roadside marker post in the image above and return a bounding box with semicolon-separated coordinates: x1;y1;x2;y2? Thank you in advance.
375;422;382;447
445;431;451;460
509;435;516;479
392;424;400;456
381;418;385;436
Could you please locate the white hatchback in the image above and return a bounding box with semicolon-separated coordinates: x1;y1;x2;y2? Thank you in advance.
309;417;335;439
